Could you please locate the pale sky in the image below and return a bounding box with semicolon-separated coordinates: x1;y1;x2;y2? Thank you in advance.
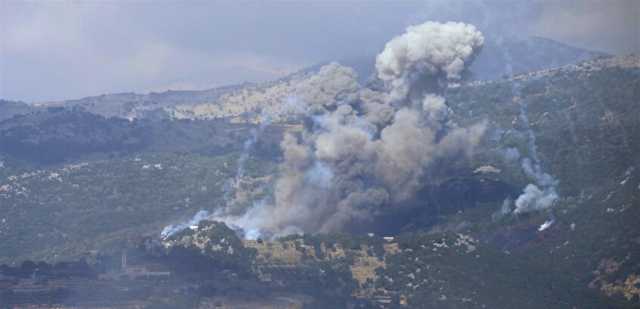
1;0;637;102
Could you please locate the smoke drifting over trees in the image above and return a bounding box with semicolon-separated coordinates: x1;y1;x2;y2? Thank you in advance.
207;21;488;238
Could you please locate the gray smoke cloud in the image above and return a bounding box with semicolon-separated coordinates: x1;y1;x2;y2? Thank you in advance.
295;63;361;110
162;21;487;239
209;21;488;237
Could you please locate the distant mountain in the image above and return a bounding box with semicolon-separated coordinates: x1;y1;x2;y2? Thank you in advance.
0;108;284;165
30;84;248;120
470;35;607;80
12;36;605;123
340;35;606;83
0;100;35;122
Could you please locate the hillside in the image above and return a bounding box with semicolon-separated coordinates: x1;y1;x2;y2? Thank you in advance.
137;54;639;308
0;100;35;122
0;55;638;308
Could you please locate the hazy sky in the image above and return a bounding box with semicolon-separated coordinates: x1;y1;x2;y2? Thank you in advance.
1;0;638;102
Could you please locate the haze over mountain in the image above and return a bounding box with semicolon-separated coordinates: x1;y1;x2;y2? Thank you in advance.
2;0;637;102
0;2;639;308
2;35;604;124
1;43;639;309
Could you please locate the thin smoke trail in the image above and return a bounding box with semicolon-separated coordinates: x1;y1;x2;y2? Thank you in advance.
497;38;559;215
222;111;273;206
162;112;273;239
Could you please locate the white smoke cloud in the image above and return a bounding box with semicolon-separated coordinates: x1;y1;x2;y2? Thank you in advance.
161;210;210;239
514;184;558;214
375;21;484;101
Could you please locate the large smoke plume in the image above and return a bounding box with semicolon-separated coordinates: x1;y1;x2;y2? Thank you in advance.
239;21;487;237
166;21;487;239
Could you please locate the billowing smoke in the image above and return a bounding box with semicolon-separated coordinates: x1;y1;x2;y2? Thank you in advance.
294;63;360;110
221;21;487;237
375;21;484;101
165;21;487;238
513;156;558;214
515;184;557;214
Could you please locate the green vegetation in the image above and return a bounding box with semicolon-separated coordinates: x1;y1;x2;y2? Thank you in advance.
1;56;638;307
0;152;276;263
